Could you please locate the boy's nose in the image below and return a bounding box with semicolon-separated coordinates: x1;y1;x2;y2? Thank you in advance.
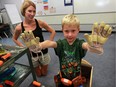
68;32;72;36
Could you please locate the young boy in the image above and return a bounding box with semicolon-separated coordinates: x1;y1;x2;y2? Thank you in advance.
21;14;112;87
39;14;90;87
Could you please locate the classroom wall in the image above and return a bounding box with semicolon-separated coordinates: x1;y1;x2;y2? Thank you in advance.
0;0;116;31
35;12;116;31
35;13;115;24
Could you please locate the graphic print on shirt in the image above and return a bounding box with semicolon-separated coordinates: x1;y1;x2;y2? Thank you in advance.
61;48;81;80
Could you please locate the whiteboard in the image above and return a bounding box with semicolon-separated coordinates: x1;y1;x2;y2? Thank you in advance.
74;0;116;13
30;0;73;16
4;4;22;24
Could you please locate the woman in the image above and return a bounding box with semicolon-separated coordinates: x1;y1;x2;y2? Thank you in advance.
12;0;56;77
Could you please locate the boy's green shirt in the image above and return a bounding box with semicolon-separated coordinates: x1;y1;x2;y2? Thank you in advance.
54;38;87;80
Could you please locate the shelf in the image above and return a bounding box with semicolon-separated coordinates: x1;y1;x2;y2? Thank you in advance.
10;63;31;87
0;45;27;72
0;44;37;87
0;63;31;87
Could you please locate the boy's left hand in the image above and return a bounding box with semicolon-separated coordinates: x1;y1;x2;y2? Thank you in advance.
84;22;112;54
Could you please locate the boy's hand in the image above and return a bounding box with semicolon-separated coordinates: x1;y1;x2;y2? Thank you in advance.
84;22;112;54
20;30;42;53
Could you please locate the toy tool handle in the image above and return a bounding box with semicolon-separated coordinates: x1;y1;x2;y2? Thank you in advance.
1;53;11;61
0;84;3;87
61;78;72;86
5;80;14;86
0;60;3;66
33;81;41;87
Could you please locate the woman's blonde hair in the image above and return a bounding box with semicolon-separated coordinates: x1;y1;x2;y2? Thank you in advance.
62;14;80;29
20;0;36;16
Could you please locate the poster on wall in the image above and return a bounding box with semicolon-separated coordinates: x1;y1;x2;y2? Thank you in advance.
22;0;73;16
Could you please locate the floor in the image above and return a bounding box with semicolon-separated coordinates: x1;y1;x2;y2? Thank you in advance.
0;32;115;87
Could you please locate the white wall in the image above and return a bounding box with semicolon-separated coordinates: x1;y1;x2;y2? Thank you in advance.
35;12;116;31
35;13;115;24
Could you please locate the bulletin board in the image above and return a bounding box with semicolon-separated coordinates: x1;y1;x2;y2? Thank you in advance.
4;4;22;25
30;0;73;16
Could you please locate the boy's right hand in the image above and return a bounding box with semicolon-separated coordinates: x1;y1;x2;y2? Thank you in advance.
20;30;42;53
84;22;112;54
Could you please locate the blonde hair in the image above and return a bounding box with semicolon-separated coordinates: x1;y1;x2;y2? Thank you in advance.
20;0;36;16
62;14;80;29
